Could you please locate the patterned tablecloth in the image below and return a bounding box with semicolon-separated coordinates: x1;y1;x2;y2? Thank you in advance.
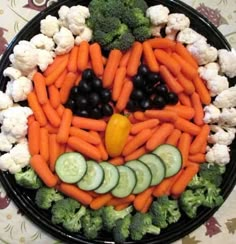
0;0;236;243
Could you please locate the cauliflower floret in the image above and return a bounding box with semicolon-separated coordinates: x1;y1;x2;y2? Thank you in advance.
3;67;22;80
219;107;236;127
0;133;13;152
146;5;169;26
30;34;55;51
37;49;54;72
203;104;221;124
176;27;206;44
218;49;236;78
206;144;230;165
53;27;74;55
9;41;38;76
75;26;93;45
187;39;218;65
150;25;162;37
6;76;33;102
0;153;18;172
40;15;60;37
205;75;229;97
214;85;236;108
165;13;190;40
198;62;220;81
0;91;13;110
58;5;70;27
208;125;236;145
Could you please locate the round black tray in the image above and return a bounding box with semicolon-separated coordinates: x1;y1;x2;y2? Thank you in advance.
0;0;236;243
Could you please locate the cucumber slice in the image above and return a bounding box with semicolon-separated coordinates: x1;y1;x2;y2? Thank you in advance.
111;166;136;198
152;144;182;178
126;160;152;194
95;162;119;194
55;152;87;183
77;160;104;191
139;154;166;186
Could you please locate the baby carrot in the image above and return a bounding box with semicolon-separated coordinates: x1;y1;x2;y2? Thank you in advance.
188;153;206;163
131;119;159;134
193;75;211;105
191;92;204;126
165;104;195;120
42;102;61;128
112;67;126;101
176;73;195;95
143;41;159;72
49;134;61;171
44;123;58;134
89;42;104;76
107;195;135;207
108;156;125;166
33;72;48;105
27;115;35;126
72;116;106;131
30;154;58;187
28;121;40;156
124;146;147;161
116;80;133;112
90;193;113;210
119;49;131;67
115;203;131;211
166;129;182;146
77;41;89;71
178;92;192;107
148;38;176;49
144;109;178;122
68;45;79;73
140;196;153;213
54;69;67;89
39;127;49;162
174;117;201;136
133;111;148;121
56;104;65;118
90;131;108;161
48;85;60;109
178;132;192;167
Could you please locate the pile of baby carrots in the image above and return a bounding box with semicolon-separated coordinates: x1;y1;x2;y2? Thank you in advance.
27;37;211;213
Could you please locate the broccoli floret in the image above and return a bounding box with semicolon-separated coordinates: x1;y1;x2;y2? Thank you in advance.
123;0;149;13
102;205;133;231
82;210;103;240
103;0;126;18
149;196;181;229
51;198;86;232
113;214;132;243
35;187;64;210
188;174;207;189
130;212;160;241
133;25;151;42
14;167;42;189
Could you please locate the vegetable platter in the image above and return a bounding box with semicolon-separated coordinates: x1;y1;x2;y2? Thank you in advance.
0;0;236;243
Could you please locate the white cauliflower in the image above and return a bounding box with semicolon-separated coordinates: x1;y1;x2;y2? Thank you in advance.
9;41;38;76
150;25;162;37
219;107;236;127
208;125;236;145
146;5;169;26
205;75;229;97
165;13;190;40
0;153;19;173
40;15;60;37
53;27;74;55
75;26;93;45
3;67;22;80
218;49;236;78
0;133;13;152
6;76;33;102
198;62;220;81
203;104;221;124
0;91;13;110
0;106;32;140
176;27;206;44
58;5;70;27
30;33;55;51
37;49;54;72
187;39;218;65
206;144;230;165
213;85;236;108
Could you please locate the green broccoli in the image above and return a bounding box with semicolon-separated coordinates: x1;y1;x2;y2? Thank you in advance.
123;0;149;13
14;167;42;189
130;212;160;241
51;198;86;232
81;210;103;240
113;214;132;243
102;205;133;231
149;196;181;229
133;25;151;42
35;187;64;210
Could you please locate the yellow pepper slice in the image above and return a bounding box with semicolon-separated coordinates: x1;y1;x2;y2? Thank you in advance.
105;113;131;157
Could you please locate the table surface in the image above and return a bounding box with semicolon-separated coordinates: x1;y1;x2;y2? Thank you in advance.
0;0;236;243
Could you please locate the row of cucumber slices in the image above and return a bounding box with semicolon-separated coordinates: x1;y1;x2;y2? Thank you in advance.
55;144;182;198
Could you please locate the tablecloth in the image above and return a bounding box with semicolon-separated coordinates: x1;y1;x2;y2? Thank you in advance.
0;0;236;243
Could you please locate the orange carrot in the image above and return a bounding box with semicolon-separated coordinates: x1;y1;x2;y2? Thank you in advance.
116;80;133;112
188;153;206;163
128;113;139;124
27;92;47;126
57;109;73;144
77;41;89;71
89;43;104;76
48;85;60;109
67;136;102;161
30;154;58;187
122;128;152;156
166;129;182;146
42;102;61;128
191;92;204;126
165;105;195;120
28;121;40;156
103;49;123;88
58;183;93;206
174;117;201;136
178;132;192;167
145;109;178;122
159;65;184;94
148;38;176;49
190;124;210;155
107;195;135;207
133;111;148;121
170;163;200;196
27;115;35;126
131;119;159;134
90;193;113;210
119;49;131;67
68;45;79;73
115;203;131;211
176;73;195;95
200;141;207;154
140;196;153;213
193;75;211;105
56;104;65;118
124;146;147;161
32;72;48;105
112;67;126;101
154;49;181;76
146;123;174;151
178;92;192;107
108;156;125;166
49;134;61;171
72;116;107;131
133;186;154;212
87;191;100;198
90;131;108;161
60;72;78;104
43;54;67;76
39;127;49;162
44;123;58;134
143;41;159;72
127;42;143;77
102;56;107;65
54;69;67;89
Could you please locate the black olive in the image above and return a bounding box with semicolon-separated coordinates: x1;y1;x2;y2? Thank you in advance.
92;77;103;91
145;85;156;95
65;99;76;110
138;64;149;77
100;89;111;103
147;72;159;85
75;95;88;109
90;107;102;119
131;89;144;101
70;86;80;98
167;92;179;105
102;103;113;116
82;68;94;81
156;84;169;97
152;95;166;109
78;79;92;93
126;100;139;112
140;98;152;110
88;92;101;107
75;109;89;117
133;74;145;88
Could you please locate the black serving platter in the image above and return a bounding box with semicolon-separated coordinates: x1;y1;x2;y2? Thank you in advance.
0;0;236;243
